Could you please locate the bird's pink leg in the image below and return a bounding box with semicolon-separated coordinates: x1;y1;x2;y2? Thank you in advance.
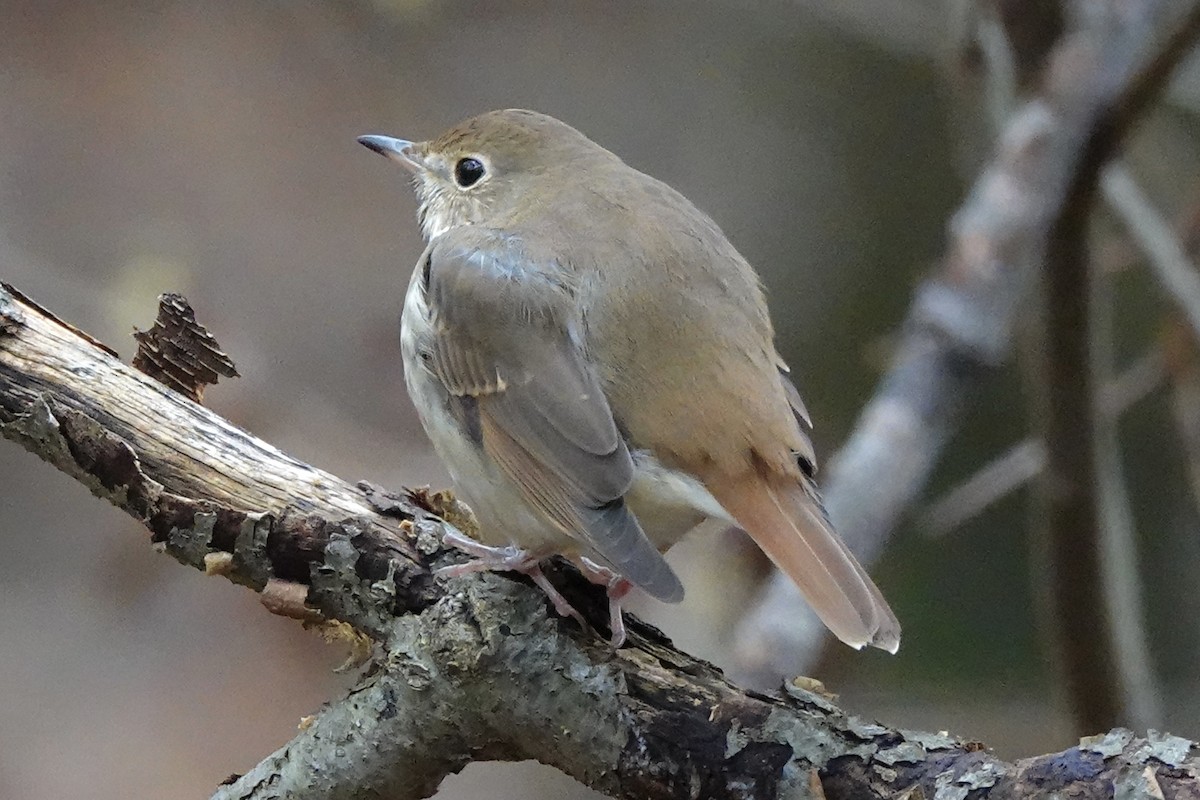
437;529;585;626
577;556;634;648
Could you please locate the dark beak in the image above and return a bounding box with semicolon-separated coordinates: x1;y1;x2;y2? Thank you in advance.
356;135;418;170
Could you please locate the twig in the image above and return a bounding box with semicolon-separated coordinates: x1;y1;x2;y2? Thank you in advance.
1103;163;1200;341
1099;346;1168;415
1164;318;1200;519
1089;233;1162;732
920;346;1163;536
921;438;1046;536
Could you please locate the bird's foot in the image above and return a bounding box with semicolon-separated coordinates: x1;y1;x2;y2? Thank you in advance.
577;557;633;648
437;530;585;627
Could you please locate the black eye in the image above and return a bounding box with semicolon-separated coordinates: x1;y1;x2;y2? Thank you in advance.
454;157;485;188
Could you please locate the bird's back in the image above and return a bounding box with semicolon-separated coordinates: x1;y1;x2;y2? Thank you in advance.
508;160;809;482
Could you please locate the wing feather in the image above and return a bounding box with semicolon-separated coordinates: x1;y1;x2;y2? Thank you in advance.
422;227;683;602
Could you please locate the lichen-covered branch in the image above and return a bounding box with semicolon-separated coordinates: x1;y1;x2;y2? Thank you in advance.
3;284;1200;799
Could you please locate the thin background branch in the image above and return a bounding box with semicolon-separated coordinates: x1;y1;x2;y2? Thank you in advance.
919;346;1164;537
1035;0;1200;734
1104;163;1200;340
732;0;1200;689
1089;215;1162;731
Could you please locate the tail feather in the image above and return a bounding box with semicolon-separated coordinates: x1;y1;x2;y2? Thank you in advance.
710;475;900;653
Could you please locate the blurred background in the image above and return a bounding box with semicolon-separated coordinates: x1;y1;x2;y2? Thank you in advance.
2;1;1199;797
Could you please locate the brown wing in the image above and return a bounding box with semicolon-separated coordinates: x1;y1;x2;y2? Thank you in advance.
421;227;683;603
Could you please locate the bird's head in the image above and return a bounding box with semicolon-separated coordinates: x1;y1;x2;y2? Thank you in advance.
358;108;616;240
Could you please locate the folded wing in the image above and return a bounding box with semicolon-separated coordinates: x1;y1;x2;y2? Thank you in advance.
420;227;684;603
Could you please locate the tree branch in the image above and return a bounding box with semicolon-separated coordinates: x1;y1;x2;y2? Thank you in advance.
1088;218;1162;732
732;0;1200;687
4;283;1200;798
1035;0;1200;734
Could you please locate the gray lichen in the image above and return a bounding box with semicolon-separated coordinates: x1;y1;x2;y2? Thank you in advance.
1139;729;1193;768
3;396;74;472
1081;728;1135;758
877;741;928;766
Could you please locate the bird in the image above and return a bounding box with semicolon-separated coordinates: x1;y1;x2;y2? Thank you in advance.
358;109;900;652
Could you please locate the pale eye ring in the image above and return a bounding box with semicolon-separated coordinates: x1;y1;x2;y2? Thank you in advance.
454;157;486;188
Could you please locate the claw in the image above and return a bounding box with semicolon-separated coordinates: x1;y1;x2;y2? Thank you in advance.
577;557;634;648
438;531;586;628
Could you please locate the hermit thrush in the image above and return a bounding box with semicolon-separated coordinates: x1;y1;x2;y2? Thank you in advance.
359;109;899;652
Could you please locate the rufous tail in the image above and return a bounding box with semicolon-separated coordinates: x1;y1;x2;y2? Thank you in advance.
710;474;900;653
